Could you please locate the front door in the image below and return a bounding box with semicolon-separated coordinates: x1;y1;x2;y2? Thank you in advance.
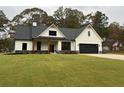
37;42;41;51
49;44;54;53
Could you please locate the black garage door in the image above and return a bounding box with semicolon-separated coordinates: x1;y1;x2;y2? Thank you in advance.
79;44;98;53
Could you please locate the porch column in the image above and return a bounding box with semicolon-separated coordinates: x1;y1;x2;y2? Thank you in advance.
58;41;62;51
47;39;50;53
32;39;35;53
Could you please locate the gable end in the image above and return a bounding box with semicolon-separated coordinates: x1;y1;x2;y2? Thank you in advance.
76;24;103;42
38;24;66;38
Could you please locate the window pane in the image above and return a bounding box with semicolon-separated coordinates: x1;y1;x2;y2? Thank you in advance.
62;42;70;50
49;30;57;36
88;31;90;36
22;43;27;50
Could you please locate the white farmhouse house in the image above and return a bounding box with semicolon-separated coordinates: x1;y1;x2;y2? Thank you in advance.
15;23;103;54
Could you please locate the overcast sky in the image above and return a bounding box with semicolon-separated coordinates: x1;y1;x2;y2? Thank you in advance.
0;6;123;25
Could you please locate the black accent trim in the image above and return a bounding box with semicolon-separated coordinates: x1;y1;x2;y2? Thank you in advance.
33;36;66;40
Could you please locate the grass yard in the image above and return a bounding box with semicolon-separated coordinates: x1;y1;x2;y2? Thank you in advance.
0;54;124;87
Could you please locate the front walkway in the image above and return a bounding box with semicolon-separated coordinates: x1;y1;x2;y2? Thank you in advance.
82;54;124;61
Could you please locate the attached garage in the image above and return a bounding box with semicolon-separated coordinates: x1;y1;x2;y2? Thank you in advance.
79;44;98;53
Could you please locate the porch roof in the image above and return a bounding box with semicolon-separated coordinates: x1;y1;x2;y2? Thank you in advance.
33;36;67;40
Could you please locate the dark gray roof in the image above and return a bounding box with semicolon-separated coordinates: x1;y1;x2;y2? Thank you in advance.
15;25;32;40
59;27;86;40
15;24;87;40
31;24;47;38
15;24;47;40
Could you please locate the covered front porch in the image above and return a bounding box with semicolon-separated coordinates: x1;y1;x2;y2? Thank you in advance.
32;38;76;54
32;39;61;53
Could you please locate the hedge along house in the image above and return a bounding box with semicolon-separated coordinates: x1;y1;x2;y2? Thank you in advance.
15;23;103;54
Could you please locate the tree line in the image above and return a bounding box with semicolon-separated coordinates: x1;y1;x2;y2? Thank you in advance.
0;6;124;51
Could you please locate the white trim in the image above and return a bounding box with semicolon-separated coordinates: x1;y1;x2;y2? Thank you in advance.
87;24;103;42
76;24;103;42
38;24;66;38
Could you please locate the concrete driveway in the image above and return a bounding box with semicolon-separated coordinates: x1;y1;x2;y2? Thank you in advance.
82;54;124;61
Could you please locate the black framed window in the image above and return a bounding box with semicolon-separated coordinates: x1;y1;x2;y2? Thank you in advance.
22;43;27;50
49;30;57;36
62;42;71;50
88;31;90;36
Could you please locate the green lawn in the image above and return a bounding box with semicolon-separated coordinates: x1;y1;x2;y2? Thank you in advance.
0;54;124;87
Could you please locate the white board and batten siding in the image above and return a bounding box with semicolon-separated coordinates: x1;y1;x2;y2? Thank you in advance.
39;25;65;38
33;41;48;51
75;25;103;53
15;40;32;51
71;41;76;51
